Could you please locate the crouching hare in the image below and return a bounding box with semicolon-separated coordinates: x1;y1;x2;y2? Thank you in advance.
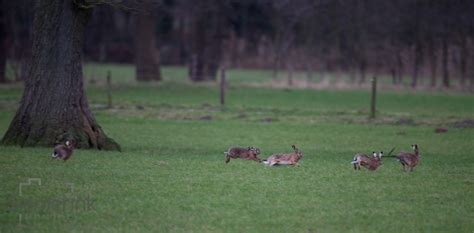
225;146;262;163
262;145;303;166
351;151;383;171
52;139;75;161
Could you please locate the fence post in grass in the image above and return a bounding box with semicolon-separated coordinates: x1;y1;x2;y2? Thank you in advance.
370;76;377;119
107;70;112;109
220;67;226;106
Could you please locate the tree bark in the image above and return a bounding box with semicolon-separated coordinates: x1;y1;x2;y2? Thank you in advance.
0;3;6;83
135;8;161;81
1;0;120;150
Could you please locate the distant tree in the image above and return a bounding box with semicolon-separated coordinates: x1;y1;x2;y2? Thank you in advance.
1;0;120;150
85;4;116;62
441;35;450;88
3;0;34;82
411;0;423;88
135;0;162;81
426;37;438;87
186;0;225;82
0;3;6;83
188;6;208;82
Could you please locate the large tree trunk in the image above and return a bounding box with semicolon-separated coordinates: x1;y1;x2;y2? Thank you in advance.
0;3;6;83
1;0;120;150
135;8;161;81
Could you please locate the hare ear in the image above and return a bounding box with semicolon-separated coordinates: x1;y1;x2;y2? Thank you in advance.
66;141;70;146
379;151;383;157
248;146;251;150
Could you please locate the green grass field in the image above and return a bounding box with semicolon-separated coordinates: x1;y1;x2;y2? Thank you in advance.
1;64;474;232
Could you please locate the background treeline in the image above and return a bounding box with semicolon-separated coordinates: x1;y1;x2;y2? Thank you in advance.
1;0;474;89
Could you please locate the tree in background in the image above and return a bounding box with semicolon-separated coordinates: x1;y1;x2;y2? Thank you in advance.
3;0;474;89
186;0;227;82
0;2;6;83
2;0;34;82
135;0;162;81
1;0;120;150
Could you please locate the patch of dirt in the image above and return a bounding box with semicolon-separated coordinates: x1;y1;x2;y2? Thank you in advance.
159;103;173;108
451;119;474;128
199;115;213;121
395;118;415;125
261;117;276;123
434;128;448;133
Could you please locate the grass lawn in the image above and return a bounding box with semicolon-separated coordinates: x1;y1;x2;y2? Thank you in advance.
1;64;474;232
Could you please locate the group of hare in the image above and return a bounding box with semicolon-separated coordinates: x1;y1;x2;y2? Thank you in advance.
50;139;420;172
225;144;421;171
225;144;304;166
351;144;421;171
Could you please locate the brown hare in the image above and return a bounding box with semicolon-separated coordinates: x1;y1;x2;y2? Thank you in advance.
225;146;261;163
52;140;75;161
396;144;420;172
262;145;303;166
352;151;383;171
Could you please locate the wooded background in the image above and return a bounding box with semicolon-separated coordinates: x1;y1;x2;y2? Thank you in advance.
1;0;474;89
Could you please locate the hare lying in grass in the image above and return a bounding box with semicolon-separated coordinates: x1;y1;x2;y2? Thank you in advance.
352;151;383;171
225;146;261;163
262;145;303;166
52;139;75;161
